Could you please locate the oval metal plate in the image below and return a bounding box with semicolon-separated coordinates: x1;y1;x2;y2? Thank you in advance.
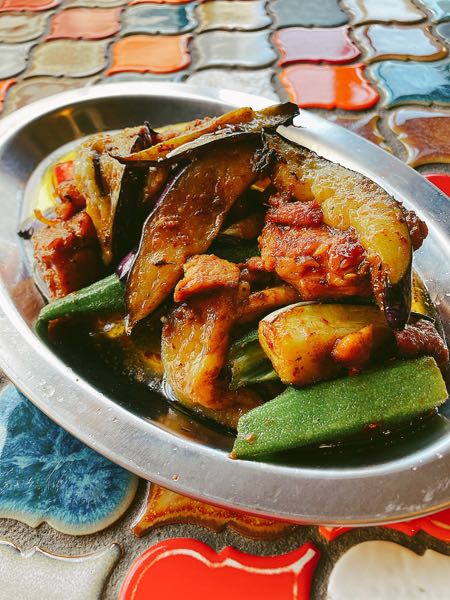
0;82;449;526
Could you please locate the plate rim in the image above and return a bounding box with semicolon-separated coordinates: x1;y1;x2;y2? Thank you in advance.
0;81;449;526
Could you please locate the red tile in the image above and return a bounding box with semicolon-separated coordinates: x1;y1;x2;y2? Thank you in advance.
120;538;320;600
46;7;121;40
0;0;59;11
0;78;16;112
273;26;360;66
107;34;191;74
425;173;450;197
280;63;379;110
320;507;450;543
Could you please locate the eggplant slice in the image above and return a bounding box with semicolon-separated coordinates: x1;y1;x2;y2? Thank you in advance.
116;103;299;167
73;124;155;265
263;132;414;328
125;139;262;329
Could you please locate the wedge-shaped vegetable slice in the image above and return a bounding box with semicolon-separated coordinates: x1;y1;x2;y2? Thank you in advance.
233;356;448;459
118;103;298;166
259;303;394;386
74;125;153;264
126;140;261;328
265;133;413;328
161;267;261;413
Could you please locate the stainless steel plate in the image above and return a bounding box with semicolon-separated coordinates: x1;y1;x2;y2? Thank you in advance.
0;82;449;526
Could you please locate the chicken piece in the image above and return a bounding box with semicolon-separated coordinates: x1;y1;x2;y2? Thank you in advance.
174;254;240;303
259;220;371;300
32;211;101;299
395;318;449;372
265;133;415;328
162;257;260;410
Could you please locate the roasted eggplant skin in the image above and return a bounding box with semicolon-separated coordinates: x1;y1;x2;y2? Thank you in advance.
117;103;299;167
263;132;414;329
125;140;261;329
74;125;154;265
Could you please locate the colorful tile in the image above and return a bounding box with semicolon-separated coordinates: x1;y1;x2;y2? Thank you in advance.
197;0;271;32
104;71;186;82
132;483;294;539
328;542;450;599
0;42;33;78
46;7;122;40
187;67;279;100
273;26;360;66
269;0;348;28
371;59;450;107
107;34;191;74
65;0;126;6
129;0;191;5
0;13;48;42
354;24;447;62
5;76;95;112
342;0;425;24
436;21;450;41
0;385;138;535
194;31;276;69
0;539;120;600
120;539;320;600
326;112;390;150
280;63;379;110
388;107;450;165
426;172;450;196
416;0;450;23
27;40;108;77
0;0;60;11
0;78;16;112
320;507;450;542
122;4;197;35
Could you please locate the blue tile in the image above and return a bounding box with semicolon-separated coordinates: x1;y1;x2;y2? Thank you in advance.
416;0;450;23
436;21;450;41
122;4;197;36
0;385;138;534
269;0;348;28
371;59;450;107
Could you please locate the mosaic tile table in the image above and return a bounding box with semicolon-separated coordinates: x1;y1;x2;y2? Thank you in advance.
1;0;450;598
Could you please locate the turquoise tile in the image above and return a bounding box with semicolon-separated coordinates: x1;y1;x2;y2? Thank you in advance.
121;4;197;35
371;59;450;107
0;385;138;535
436;21;450;40
269;0;348;28
416;0;450;23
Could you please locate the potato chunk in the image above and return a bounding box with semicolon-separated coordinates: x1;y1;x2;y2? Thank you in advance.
259;303;393;385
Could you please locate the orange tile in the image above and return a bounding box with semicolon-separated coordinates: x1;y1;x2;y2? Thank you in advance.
280;63;379;110
132;483;294;540
107;34;191;74
46;7;121;40
0;0;60;11
0;78;16;112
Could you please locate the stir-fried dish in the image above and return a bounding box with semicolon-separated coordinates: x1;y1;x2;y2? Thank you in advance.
28;103;449;460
